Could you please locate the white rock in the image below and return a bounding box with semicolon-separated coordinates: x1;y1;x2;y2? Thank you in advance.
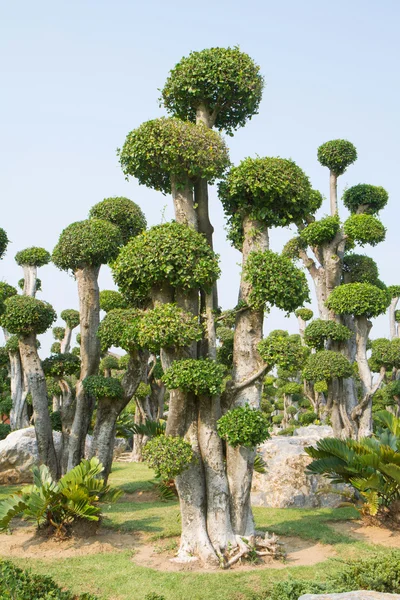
299;592;400;599
251;424;349;509
0;427;127;484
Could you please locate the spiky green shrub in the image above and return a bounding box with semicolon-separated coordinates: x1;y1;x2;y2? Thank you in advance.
0;457;122;536
306;411;400;524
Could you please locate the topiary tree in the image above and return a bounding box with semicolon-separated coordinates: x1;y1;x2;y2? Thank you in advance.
52;217;124;471
295;307;314;343
0;295;58;477
60;309;80;354
342;254;383;287
137;304;203;353
304;319;352;350
119;117;229;229
99;355;120;377
15;247;51;297
326;283;392;436
89;197;146;245
387;286;400;341
343;184;388;215
317;139;357;214
82;375;126;480
343;214;386;247
99;290;127;313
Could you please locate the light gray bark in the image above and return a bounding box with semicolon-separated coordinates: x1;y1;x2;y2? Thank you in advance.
227;216;269;536
389;296;399;340
330;171;338;216
4;329;29;430
22;265;38;297
67;266;101;470
19;333;59;478
171;176;198;230
60;326;73;354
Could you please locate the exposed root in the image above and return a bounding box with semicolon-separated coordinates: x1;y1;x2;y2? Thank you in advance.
223;532;283;569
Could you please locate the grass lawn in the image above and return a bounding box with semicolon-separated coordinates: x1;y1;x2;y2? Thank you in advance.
0;462;393;600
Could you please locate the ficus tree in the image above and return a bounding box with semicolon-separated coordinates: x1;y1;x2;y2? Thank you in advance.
14;247;50;297
0;295;58;477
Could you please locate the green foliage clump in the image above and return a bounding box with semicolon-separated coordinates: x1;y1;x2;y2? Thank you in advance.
343;183;388;215
52;219;123;271
42;353;80;377
334;550;400;594
304;319;352;350
1;296;56;336
300;215;340;247
219;157;318;241
82;376;124;400
0;423;11;440
342;253;382;287
50;411;62;432
303;350;353;381
326;282;391;318
100;355;120;372
280;382;302;395
99;290;127;313
217;405;270;448
161;46;264;135
0;228;9;259
118;117;229;193
258;330;306;373
0;457;122;535
281;236;308;260
272;414;283;425
89;197;146;245
138;304;202;353
97;308;141;352
388;285;400;299
344;213;386;247
317;139;357;175
370;338;400;371
295;307;313;321
306;411;400;524
216;325;234;369
52;326;65;341
395;310;400;322
51;342;61;354
60;309;80;329
112;222;220;302
118;354;130;370
18;277;42;292
143;436;194;479
383;380;400;403
314;380;328;393
133;382;151;401
299;411;318;425
0;282;17;316
15;247;51;267
162;359;225;396
0;559;100;599
244;250;310;312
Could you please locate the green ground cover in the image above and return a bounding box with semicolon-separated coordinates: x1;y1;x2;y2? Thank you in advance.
0;462;394;600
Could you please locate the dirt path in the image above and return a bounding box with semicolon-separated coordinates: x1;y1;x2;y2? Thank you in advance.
0;525;335;571
329;520;400;547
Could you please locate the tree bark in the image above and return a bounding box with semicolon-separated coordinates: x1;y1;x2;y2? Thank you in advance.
60;326;73;354
67;266;101;470
330;171;338;216
389;296;399;340
19;333;59;478
227;216;269;536
22;265;38;297
171;176;198;230
4;330;29;430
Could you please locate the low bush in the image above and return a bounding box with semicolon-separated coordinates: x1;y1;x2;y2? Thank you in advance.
0;559;99;599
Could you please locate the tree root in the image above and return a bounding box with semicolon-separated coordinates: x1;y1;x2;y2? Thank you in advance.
223;532;283;569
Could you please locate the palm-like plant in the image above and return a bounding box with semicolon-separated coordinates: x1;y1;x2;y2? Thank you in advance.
305;410;400;526
0;457;122;536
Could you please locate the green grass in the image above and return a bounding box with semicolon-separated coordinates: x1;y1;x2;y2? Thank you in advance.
0;462;393;600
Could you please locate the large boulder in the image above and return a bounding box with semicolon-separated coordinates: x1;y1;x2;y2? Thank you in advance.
299;593;400;599
0;428;128;484
251;424;349;509
0;427;62;484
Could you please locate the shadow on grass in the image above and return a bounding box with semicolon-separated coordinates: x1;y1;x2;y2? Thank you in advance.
254;506;359;545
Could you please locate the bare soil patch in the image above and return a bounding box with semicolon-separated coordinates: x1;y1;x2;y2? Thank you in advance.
329;520;400;547
0;524;335;571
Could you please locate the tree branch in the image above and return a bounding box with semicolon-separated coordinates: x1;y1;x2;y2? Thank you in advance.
233;364;269;392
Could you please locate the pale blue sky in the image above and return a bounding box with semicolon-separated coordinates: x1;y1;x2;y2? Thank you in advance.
1;0;399;354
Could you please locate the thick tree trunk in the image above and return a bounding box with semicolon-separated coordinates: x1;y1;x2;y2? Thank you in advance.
4;329;29;430
60;326;73;354
19;334;59;478
171;176;198;230
330;171;338;216
67;266;101;471
227;216;269;536
22;265;38;297
389;296;399;340
59;379;75;475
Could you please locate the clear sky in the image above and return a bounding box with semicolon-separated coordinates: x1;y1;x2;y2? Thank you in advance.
1;0;399;354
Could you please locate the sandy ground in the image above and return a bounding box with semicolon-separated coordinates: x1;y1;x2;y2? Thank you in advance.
0;524;336;571
329;520;400;547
